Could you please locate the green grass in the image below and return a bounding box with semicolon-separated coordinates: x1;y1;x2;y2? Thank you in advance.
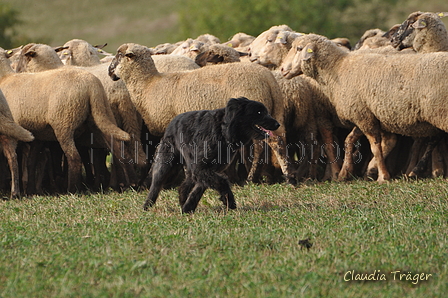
1;178;447;297
3;0;180;51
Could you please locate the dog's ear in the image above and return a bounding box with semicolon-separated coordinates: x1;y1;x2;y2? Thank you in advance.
223;97;250;142
224;97;249;121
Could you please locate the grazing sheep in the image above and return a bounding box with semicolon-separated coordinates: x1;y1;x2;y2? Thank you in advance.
194;44;245;66
280;33;448;182
170;38;206;60
152;41;183;55
196;33;221;45
108;43;295;183
0;90;34;198
152;55;200;71
0;47;130;192
223;32;255;50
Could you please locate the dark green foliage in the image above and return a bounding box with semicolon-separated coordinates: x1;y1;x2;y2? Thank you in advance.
0;2;20;48
177;0;401;44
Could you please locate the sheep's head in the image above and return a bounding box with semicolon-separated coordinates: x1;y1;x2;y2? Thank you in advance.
109;43;154;81
281;34;330;80
391;11;448;51
15;43;66;73
280;35;309;79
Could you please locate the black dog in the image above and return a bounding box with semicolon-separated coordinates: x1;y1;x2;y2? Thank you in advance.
143;97;280;213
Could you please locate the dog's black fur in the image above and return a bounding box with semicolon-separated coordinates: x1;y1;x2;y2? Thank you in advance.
143;97;280;213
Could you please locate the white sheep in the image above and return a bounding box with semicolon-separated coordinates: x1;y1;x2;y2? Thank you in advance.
108;43;296;183
281;33;448;182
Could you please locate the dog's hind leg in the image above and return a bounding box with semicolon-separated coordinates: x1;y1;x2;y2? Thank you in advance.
143;159;180;210
178;173;194;206
182;183;207;213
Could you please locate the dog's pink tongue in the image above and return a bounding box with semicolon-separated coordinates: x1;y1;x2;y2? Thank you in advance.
260;126;273;137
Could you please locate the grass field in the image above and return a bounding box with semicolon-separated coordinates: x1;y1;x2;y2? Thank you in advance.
3;0;180;51
1;178;447;297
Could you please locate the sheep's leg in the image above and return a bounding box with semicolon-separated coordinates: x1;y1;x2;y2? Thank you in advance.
432;144;444;177
0;136;20;199
366;131;397;179
339;127;364;181
20;143;30;195
247;140;267;183
265;133;296;184
307;132;319;180
182;183;207;214
408;137;440;177
319;126;341;180
105;135;139;190
405;138;425;176
25;141;45;195
54;130;82;193
363;130;390;183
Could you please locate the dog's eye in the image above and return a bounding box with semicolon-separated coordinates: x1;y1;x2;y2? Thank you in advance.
257;111;261;115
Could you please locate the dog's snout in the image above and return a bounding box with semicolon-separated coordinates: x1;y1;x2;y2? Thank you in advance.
274;121;280;130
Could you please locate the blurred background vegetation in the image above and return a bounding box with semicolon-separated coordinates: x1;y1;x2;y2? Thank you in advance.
1;0;447;51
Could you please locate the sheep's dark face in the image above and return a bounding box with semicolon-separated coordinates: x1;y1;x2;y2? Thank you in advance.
108;44;132;81
390;11;423;49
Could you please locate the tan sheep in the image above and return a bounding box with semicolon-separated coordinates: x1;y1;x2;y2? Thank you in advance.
392;12;448;53
170;38;207;60
108;43;295;183
194;44;245;67
223;32;255;50
249;27;344;180
390;11;448;177
0;47;130;192
0;90;34;198
280;33;448;182
152;41;183;55
16;42;143;190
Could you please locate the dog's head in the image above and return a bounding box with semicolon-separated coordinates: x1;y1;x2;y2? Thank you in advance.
223;97;280;143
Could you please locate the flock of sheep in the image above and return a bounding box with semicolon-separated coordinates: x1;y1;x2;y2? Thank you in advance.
0;11;447;199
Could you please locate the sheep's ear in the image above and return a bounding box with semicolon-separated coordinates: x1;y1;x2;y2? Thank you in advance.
125;51;135;58
238;51;248;57
412;19;427;29
94;43;107;50
25;50;37;58
54;46;69;53
302;44;315;61
436;12;448;18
